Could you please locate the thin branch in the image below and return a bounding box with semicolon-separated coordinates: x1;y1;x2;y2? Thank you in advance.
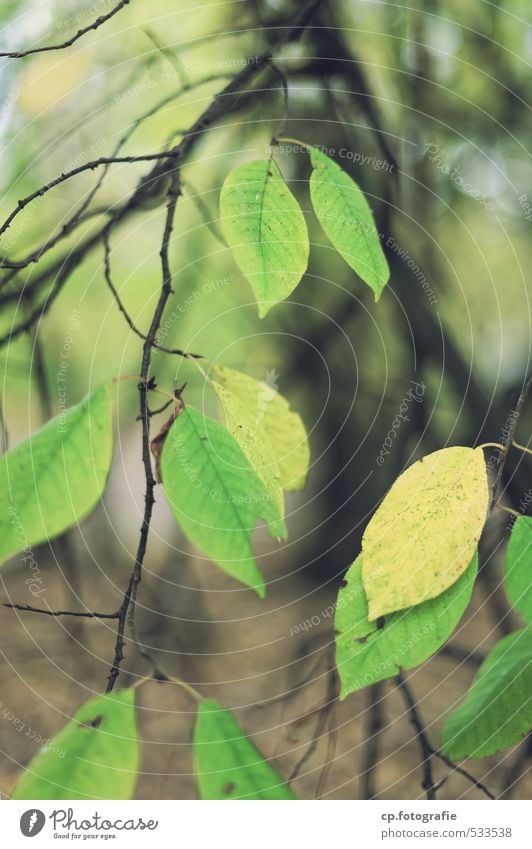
29;323;53;421
512;439;532;456
103;229;203;359
0;0;324;349
106;168;181;692
433;750;496;800
361;681;385;799
271;62;290;140
0;0;130;59
492;374;532;508
288;649;338;789
0;152;172;246
3;602;119;619
0;74;227;278
103;230;145;342
396;671;437;799
397;672;496;800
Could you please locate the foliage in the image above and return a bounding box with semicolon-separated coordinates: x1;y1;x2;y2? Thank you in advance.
1;0;530;804
504;516;532;624
12;689;139;800
193;699;296;800
335;554;478;698
441;628;532;759
0;385;112;566
220;159;309;317
361;446;489;618
308;146;389;299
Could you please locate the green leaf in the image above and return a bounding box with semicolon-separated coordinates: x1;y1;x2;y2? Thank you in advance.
309;146;390;300
441;627;532;759
505;516;532;623
160;405;286;596
220;159;309;317
362;446;489;618
212;365;310;507
194;699;296;799
12;689;139;800
335;553;477;698
0;384;112;568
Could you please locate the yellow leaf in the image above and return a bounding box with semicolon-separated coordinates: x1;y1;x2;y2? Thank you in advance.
362;446;489;618
213;366;309;493
212;380;284;516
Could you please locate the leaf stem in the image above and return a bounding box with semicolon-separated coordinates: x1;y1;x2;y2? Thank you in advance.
273;135;311;150
512;440;532;456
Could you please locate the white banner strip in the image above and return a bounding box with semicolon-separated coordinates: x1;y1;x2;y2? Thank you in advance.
0;800;529;848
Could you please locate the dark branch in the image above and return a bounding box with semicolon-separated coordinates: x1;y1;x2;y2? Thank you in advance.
433;750;496;800
361;681;385;799
103;230;202;359
0;0;130;59
4;602;119;619
492;373;532;507
397;672;496;800
106;168;181;692
0;0;324;350
396;671;437;799
0;152;172;246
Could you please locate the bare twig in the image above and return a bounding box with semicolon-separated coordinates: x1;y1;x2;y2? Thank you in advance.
3;602;119;619
0;0;130;59
396;671;437;799
106;168;181;692
433;750;496;800
0;152;171;245
492;374;532;508
360;681;385;799
103;231;202;359
397;672;496;800
0;0;324;350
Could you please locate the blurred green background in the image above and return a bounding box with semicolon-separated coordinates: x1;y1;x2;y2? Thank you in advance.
0;0;530;799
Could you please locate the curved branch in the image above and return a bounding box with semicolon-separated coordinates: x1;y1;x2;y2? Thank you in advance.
0;0;130;59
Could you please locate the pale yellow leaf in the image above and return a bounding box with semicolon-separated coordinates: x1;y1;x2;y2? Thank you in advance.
213;366;310;492
362;446;489;619
212;380;284;516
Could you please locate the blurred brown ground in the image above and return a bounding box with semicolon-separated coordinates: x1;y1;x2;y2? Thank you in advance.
1;490;529;801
